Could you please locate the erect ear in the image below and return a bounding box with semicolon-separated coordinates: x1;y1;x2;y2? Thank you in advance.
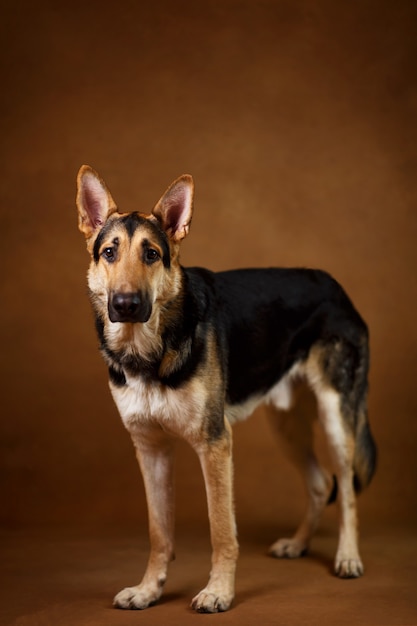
152;175;194;242
76;165;118;239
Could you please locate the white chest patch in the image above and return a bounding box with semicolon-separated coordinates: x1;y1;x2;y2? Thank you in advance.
109;371;208;439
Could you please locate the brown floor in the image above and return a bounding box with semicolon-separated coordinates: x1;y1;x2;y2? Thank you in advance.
1;0;417;624
2;521;417;626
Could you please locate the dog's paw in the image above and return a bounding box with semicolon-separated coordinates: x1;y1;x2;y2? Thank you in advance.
191;587;234;613
335;554;364;578
268;537;308;559
113;584;161;610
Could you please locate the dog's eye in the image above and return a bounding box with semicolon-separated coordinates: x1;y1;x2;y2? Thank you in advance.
145;248;160;263
102;247;115;262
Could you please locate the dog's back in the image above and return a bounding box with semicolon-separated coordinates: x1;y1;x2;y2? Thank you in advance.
184;265;376;493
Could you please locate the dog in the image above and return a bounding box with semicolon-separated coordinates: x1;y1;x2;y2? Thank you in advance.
76;166;377;613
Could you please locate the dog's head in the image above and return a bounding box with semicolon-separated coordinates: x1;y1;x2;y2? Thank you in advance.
76;166;193;324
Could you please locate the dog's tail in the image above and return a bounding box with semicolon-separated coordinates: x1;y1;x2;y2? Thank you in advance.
352;332;377;494
327;413;376;505
353;408;377;493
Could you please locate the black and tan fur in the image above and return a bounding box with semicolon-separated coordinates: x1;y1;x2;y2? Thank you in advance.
76;166;376;613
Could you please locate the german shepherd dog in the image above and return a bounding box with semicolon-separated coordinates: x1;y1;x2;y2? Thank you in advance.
76;166;376;613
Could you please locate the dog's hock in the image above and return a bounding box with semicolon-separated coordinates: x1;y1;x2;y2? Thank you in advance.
76;165;118;239
152;175;194;242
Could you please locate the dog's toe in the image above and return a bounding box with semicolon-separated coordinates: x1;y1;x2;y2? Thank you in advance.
191;588;233;613
113;585;160;610
268;538;308;559
335;556;364;578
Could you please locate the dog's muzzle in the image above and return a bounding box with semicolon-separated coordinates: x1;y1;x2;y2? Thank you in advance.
108;291;152;324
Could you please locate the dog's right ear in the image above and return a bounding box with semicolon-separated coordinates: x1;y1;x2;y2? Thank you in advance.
76;165;118;240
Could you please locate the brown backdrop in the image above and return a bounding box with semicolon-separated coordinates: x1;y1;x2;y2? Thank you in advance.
1;1;417;624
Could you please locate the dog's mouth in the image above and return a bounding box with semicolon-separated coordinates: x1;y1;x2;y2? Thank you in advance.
108;291;152;324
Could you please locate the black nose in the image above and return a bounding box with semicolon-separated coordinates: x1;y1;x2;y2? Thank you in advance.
108;292;151;323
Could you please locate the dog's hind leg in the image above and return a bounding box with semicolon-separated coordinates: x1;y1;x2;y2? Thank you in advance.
114;427;176;610
315;387;363;577
307;338;375;578
267;397;334;560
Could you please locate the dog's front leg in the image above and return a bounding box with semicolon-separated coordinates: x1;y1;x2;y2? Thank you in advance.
191;421;239;613
114;428;175;610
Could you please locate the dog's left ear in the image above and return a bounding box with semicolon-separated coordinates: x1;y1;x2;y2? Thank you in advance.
76;165;118;239
152;175;194;242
